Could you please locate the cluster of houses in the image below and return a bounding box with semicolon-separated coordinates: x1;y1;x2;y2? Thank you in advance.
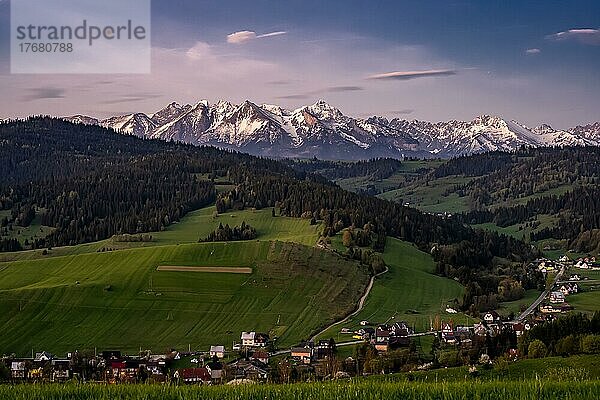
536;255;600;273
438;311;533;346
6;350;173;383
574;256;600;270
4;330;274;385
290;340;336;364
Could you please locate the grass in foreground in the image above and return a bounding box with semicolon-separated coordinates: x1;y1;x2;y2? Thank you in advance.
0;380;597;400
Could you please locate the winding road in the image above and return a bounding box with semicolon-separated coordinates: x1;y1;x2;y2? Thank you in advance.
308;265;389;342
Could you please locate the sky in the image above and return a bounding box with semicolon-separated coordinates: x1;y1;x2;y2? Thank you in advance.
0;0;599;128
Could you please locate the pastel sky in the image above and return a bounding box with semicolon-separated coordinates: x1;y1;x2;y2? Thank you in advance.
0;0;599;128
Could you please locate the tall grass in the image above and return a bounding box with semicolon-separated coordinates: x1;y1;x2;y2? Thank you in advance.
1;380;599;400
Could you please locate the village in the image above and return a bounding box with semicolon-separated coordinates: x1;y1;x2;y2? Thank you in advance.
2;254;597;384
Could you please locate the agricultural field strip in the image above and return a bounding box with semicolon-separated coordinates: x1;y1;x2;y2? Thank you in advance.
156;266;252;274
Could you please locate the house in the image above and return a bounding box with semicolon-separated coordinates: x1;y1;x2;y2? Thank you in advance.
51;359;70;381
315;340;335;359
375;322;412;351
228;360;269;381
205;361;223;381
251;350;269;364
10;361;27;379
101;350;122;361
540;304;563;314
559;283;579;296
291;346;313;364
254;332;270;347
473;322;489;337
455;326;472;345
570;274;581;281
550;291;565;304
360;327;375;340
34;351;53;363
512;322;532;337
240;331;269;347
441;322;456;344
445;306;458;314
110;359;141;382
575;260;589;269
537;260;555;271
241;332;256;347
176;367;212;384
483;311;501;324
209;345;225;359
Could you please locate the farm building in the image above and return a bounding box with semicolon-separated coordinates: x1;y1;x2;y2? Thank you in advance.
209;345;225;359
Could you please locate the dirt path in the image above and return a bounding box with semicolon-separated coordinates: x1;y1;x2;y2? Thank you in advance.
309;265;389;342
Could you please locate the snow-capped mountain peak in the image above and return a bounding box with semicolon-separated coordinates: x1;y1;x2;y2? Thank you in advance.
60;100;600;160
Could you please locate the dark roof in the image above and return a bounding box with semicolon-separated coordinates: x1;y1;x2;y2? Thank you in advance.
252;350;269;359
180;368;211;380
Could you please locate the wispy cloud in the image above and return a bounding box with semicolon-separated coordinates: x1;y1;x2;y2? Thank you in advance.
525;48;541;55
276;94;309;100
367;69;457;80
100;93;163;105
22;87;65;101
227;30;287;44
391;109;415;115
324;86;363;93
546;28;600;45
267;80;295;86
276;85;363;100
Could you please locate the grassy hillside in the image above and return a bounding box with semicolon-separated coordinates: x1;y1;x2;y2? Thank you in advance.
379;176;472;213
0;240;369;355
0;206;320;263
318;237;469;341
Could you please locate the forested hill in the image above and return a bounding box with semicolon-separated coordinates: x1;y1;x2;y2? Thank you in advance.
0;118;539;312
432;147;600;208
0;117;316;248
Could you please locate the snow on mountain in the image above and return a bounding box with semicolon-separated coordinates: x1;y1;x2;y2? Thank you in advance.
64;115;100;125
61;100;600;160
569;122;600;143
100;113;157;138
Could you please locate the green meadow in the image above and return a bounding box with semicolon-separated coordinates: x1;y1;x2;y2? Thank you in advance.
0;206;371;355
318;237;470;341
0;204;471;356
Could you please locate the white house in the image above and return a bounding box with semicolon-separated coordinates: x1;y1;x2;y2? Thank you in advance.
209;345;225;359
550;291;565;304
483;311;500;324
241;332;256;347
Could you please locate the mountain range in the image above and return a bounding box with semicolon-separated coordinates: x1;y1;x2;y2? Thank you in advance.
64;100;600;159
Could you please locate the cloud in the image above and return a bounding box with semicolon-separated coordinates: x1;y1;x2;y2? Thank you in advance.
100;93;163;105
227;30;287;44
391;109;415;115
324;86;363;93
276;85;363;100
22;87;65;101
367;69;457;80
276;94;310;100
546;28;600;45
267;80;295;86
525;48;541;55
